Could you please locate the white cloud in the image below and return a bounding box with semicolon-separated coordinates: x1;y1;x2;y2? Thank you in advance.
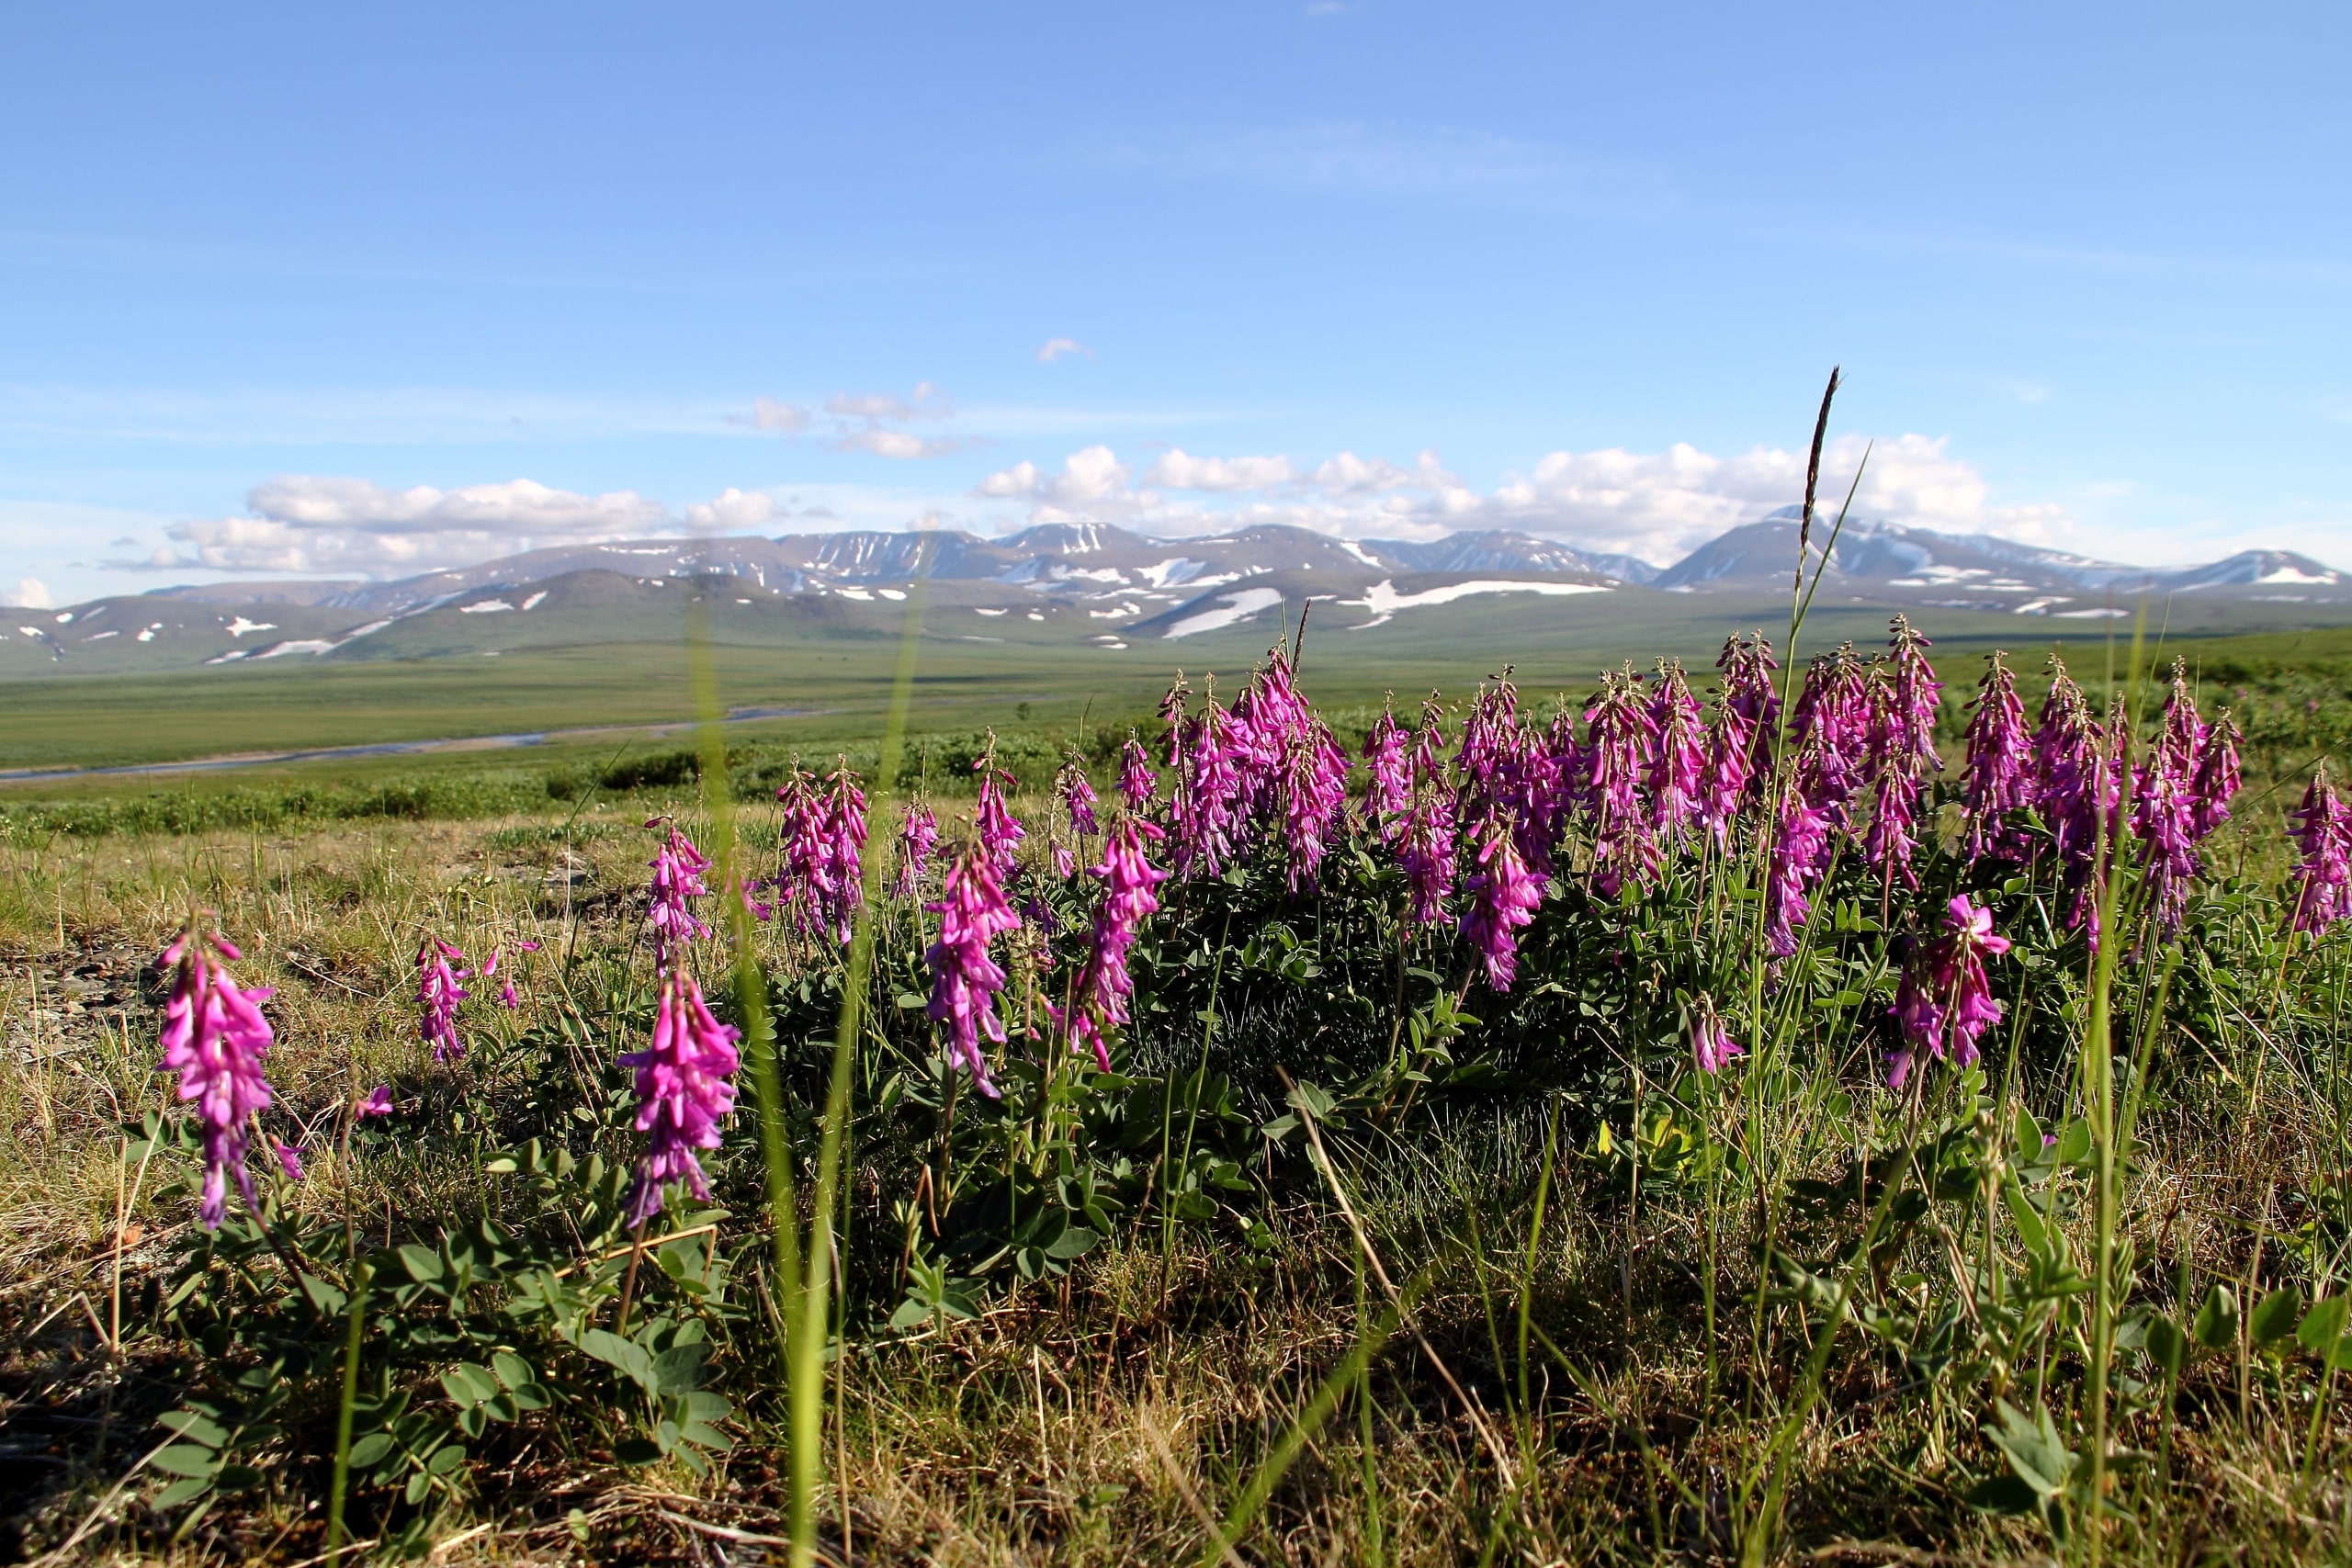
143;477;777;575
1036;337;1092;363
746;382;965;458
684;487;778;532
244;476;665;536
6;577;52;608
748;396;812;433
836;428;961;459
967;433;2075;563
1144;449;1295;491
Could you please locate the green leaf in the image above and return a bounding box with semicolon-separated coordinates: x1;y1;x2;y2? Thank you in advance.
153;1475;215;1508
1044;1224;1099;1261
425;1442;468;1476
1965;1472;2041;1517
150;1444;223;1479
2054;1120;2093;1168
2252;1286;2305;1347
398;1244;444;1284
1984;1400;2075;1498
2298;1295;2348;1357
157;1410;229;1448
441;1362;500;1405
580;1328;658;1393
404;1469;432;1505
491;1351;536;1392
299;1272;347;1315
347;1432;396;1468
2144;1315;2188;1376
2194;1283;2240;1349
651;1342;710;1396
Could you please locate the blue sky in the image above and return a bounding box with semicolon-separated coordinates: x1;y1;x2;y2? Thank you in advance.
4;1;2347;606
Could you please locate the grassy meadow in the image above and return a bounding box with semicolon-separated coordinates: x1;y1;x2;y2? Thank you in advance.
4;591;2352;1565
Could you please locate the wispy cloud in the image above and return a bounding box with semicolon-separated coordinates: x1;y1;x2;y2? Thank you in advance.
1035;337;1092;363
1111;121;1676;216
739;381;969;459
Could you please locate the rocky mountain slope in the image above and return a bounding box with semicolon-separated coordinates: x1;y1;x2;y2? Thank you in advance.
5;514;2340;673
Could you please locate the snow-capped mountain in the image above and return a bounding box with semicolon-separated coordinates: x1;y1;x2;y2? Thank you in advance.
5;513;2340;671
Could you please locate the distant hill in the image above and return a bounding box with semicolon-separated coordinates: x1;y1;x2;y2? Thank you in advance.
3;513;2342;674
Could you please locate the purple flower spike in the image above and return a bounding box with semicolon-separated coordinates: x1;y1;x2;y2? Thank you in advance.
2190;711;2241;840
619;967;743;1227
416;934;469;1062
1583;667;1659;898
1059;817;1170;1072
1890;895;2010;1089
1764;769;1834;957
1791;644;1872;815
1704;632;1779;846
925;843;1022;1099
1057;754;1100;838
157;921;275;1230
356;1084;395;1119
1689;996;1744;1074
646;819;715;962
272;1136;306;1183
1117;734;1157;813
2289;768;2352;936
974;747;1026;879
1961;653;2030;862
1458;815;1545;992
1363;702;1412;840
816;764;870;943
1645;660;1708;850
894;802;940;900
1396;778;1458;928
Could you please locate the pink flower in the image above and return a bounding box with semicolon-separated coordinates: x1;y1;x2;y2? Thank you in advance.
645;819;714;962
356;1084;395;1119
1281;723;1350;893
1704;632;1780;845
482;942;533;1010
271;1136;306;1182
1396;778;1457;928
1363;703;1412;840
925;844;1021;1098
1961;653;2030;862
1764;771;1834;957
1689;996;1744;1074
1583;667;1660;898
416;934;469;1061
1458;815;1545;992
2190;711;2242;840
1172;692;1242;878
974;748;1026;879
618;968;742;1226
1791;644;1872;818
893;802;940;900
1058;818;1170;1071
1645;660;1708;851
1116;734;1157;813
157;922;275;1230
815;764;870;942
1889;896;2010;1088
1055;842;1079;879
2289;768;2352;936
1057;755;1100;838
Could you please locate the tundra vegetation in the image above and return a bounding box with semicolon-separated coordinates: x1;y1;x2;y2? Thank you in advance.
6;545;2352;1568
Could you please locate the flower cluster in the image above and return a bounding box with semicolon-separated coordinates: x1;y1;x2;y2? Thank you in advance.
893;800;940;900
973;744;1027;879
645;818;714;961
158;921;276;1230
775;764;867;941
1890;896;2010;1089
1057;753;1100;838
1458;816;1545;991
925;843;1021;1098
1161;651;1347;890
1117;734;1157;812
1058;817;1170;1071
1689;995;1744;1074
619;967;743;1225
416;934;469;1061
2290;767;2352;936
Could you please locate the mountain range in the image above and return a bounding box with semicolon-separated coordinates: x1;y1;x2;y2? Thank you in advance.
6;507;2343;673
